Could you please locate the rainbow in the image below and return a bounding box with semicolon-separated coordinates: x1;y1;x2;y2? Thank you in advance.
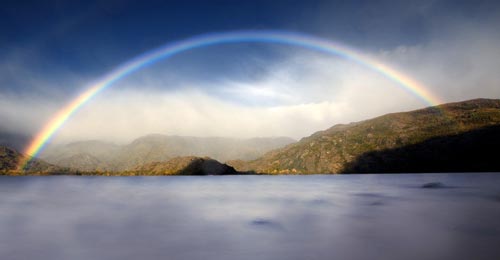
20;30;443;170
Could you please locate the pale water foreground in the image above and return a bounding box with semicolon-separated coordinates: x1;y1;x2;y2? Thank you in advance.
1;174;500;260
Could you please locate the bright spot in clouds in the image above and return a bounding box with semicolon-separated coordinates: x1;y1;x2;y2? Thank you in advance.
1;21;500;145
40;52;423;144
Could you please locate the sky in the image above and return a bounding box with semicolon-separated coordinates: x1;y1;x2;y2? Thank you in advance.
1;0;500;148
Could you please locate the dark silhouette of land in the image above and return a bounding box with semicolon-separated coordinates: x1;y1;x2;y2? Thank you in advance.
341;125;500;173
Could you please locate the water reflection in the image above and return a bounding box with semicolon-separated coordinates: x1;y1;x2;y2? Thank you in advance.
1;174;500;260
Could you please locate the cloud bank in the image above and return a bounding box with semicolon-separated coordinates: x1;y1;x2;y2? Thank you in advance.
1;18;500;145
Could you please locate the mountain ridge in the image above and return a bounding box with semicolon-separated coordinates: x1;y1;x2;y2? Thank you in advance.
40;135;296;172
228;98;500;174
0;146;65;175
2;98;500;175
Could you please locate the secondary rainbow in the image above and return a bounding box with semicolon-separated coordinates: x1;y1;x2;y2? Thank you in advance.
20;30;443;170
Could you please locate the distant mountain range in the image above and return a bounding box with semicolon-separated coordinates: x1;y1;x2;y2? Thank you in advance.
0;145;238;176
39;135;296;172
2;98;500;175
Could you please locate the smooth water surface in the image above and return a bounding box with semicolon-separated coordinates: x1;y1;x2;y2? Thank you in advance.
1;173;500;260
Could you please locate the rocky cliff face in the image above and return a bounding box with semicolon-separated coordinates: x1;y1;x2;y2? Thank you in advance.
229;99;500;174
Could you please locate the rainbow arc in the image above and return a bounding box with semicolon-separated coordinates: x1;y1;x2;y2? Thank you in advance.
19;30;443;170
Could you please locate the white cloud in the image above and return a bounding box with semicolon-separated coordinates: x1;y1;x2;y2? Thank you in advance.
2;19;500;145
0;93;64;136
38;53;422;144
376;22;500;103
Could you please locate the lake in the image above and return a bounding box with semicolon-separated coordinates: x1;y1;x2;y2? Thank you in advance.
1;173;500;260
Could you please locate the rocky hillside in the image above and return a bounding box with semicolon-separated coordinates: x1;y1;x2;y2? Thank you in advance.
229;98;500;174
0;146;64;174
342;124;500;173
2;144;239;176
40;136;295;172
133;156;240;175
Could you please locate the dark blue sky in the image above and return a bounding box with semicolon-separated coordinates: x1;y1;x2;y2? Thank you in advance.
2;0;499;91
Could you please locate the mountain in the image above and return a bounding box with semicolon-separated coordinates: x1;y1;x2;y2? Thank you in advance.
41;140;119;171
1;144;239;176
133;156;240;175
40;135;295;172
229;98;500;174
53;153;104;172
0;146;64;174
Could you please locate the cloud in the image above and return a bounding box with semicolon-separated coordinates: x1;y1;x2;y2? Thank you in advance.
376;22;500;103
1;12;500;145
0;93;63;136
2;53;422;144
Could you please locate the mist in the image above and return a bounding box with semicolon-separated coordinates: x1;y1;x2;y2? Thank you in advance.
1;18;500;145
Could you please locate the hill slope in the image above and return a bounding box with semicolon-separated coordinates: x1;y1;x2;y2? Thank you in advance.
229;99;500;174
133;156;240;175
0;146;64;174
342;124;500;173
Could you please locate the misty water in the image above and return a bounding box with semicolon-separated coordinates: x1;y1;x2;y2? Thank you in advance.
1;174;500;260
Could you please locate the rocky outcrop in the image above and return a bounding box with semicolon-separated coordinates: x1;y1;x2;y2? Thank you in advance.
133;156;240;175
0;146;65;174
